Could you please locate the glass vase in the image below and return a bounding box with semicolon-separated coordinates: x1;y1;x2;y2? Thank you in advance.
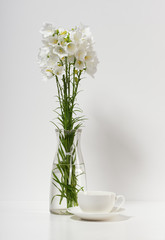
49;129;87;214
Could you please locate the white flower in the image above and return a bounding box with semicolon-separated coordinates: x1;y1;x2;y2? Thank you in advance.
47;54;59;67
58;36;66;47
86;61;98;78
79;23;92;38
53;46;67;57
38;23;99;79
41;67;54;81
66;43;76;54
38;47;49;67
75;60;85;70
67;55;75;63
46;69;54;78
40;23;54;38
38;47;49;58
54;65;64;75
48;36;59;46
71;30;82;43
84;50;95;62
41;38;51;47
75;49;86;60
82;37;94;50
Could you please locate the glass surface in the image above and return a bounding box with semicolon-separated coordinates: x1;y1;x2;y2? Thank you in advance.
49;129;87;214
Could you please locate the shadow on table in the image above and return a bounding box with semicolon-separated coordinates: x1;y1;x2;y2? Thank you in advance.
70;214;132;222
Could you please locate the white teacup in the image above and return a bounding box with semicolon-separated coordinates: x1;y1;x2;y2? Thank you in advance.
78;191;125;213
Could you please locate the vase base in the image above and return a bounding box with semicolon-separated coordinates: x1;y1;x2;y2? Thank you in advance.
50;208;71;215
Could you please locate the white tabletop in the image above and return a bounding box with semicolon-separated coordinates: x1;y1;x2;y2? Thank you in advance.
0;201;165;240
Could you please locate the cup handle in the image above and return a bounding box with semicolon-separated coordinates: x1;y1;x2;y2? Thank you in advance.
114;195;125;212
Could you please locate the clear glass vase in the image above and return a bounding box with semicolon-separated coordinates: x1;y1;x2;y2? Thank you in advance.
49;129;87;215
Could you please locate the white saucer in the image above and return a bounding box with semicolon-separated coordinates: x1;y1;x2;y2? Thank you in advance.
68;206;125;221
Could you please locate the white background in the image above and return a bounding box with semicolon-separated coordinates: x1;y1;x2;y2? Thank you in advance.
1;0;165;202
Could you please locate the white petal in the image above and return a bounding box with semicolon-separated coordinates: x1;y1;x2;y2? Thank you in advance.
38;47;50;67
66;43;76;54
75;49;86;60
72;30;82;43
40;23;54;38
86;61;97;78
79;23;92;38
54;66;64;75
58;36;66;46
46;70;54;78
54;46;66;56
75;60;85;70
47;54;59;67
41;67;54;80
67;55;75;63
38;47;49;58
49;36;59;46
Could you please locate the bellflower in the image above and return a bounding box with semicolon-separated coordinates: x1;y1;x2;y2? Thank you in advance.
38;23;98;80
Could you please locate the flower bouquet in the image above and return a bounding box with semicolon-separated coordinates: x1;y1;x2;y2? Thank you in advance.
38;23;98;214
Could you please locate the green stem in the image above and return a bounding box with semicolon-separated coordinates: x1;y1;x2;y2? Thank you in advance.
51;59;85;209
